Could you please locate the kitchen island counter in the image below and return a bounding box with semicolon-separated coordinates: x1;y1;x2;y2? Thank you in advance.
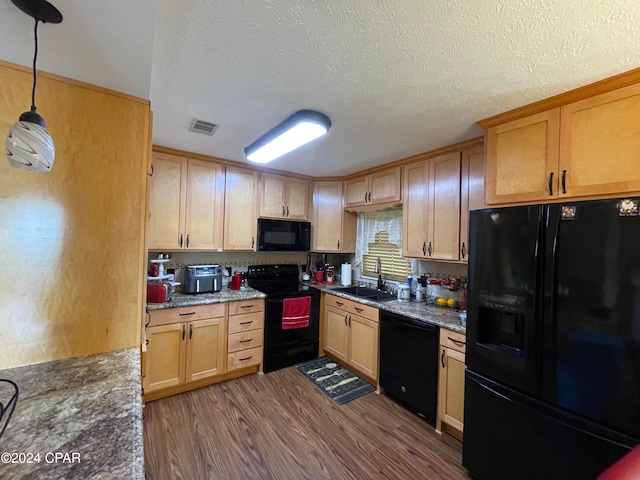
0;348;143;479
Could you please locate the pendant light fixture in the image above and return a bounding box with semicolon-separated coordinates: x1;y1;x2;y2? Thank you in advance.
244;110;331;164
5;0;63;172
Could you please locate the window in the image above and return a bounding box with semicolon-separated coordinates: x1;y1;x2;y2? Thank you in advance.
356;207;411;281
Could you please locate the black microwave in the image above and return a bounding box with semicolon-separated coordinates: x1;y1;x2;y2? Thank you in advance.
257;219;311;251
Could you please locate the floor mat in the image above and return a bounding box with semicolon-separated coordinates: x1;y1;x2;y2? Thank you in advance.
295;356;375;405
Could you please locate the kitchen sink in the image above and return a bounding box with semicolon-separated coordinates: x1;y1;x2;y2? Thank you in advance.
332;286;397;302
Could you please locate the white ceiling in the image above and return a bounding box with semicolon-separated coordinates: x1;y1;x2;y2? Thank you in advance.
2;1;640;176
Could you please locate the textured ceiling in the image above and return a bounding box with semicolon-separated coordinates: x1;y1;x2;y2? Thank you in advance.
1;1;639;177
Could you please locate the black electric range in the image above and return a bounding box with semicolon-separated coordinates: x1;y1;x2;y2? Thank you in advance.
246;264;320;373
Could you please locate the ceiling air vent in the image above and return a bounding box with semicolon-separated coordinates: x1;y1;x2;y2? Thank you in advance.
188;118;219;136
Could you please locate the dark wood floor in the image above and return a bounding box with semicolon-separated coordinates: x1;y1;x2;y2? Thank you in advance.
143;366;472;479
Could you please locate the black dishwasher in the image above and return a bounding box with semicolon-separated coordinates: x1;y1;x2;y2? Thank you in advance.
379;311;439;421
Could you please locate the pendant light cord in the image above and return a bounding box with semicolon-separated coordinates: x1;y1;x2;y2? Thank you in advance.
31;18;39;111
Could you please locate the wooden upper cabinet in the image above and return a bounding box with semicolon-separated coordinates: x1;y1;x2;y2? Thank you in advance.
148;153;224;251
460;146;486;264
311;181;356;253
485;109;560;204
484;79;640;204
224;166;258;251
427;152;461;261
344;166;401;208
559;82;640;198
185;159;225;250
402;160;429;258
148;153;188;250
259;173;309;220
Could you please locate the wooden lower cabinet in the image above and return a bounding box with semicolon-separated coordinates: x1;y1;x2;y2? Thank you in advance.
323;294;379;382
227;299;265;372
143;299;265;401
437;328;466;439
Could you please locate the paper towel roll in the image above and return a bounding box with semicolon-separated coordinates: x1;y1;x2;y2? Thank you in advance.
341;263;352;286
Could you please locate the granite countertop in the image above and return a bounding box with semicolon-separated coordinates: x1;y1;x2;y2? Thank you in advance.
0;348;143;480
312;283;466;333
147;287;266;311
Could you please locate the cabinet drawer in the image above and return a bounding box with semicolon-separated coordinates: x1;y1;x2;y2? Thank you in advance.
228;331;264;353
228;299;264;316
440;329;466;354
227;346;263;371
228;312;264;334
149;303;226;327
325;294;378;321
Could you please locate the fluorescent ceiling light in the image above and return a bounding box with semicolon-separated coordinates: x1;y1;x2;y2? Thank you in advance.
245;110;331;163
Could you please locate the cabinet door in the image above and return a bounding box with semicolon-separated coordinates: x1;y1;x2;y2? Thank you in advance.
559;82;640;198
259;173;286;219
485;109;560;204
428;153;461;261
324;306;349;361
185;317;226;382
460;146;485;263
344;176;369;207
348;314;379;380
224;167;258;250
312;181;344;252
148;153;187;249
402;160;429;258
144;323;186;393
185;159;225;250
369;167;401;204
285;177;310;220
437;347;466;433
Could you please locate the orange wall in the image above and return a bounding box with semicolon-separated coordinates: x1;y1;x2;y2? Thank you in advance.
0;61;149;368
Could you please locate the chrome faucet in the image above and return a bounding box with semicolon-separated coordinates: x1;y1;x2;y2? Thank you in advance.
374;257;381;274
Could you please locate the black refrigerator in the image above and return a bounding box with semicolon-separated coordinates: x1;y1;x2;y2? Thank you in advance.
463;197;640;480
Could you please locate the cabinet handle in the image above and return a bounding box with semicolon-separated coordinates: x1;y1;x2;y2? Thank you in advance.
548;172;554;196
427;241;432;256
182;325;185;340
337;239;340;250
348;315;351;327
364;193;368;203
283;205;286;217
448;336;466;346
240;305;254;309
189;324;193;339
286;206;289;217
561;170;567;194
422;241;426;256
251;237;255;249
186;234;190;248
145;339;149;346
354;307;363;313
461;242;466;259
239;338;253;344
145;310;151;328
336;301;344;306
179;311;196;316
240;320;254;325
344;314;348;326
441;349;445;368
239;356;253;361
179;234;184;248
148;164;154;177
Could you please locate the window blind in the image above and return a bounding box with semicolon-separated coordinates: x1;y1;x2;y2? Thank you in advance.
362;231;411;281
